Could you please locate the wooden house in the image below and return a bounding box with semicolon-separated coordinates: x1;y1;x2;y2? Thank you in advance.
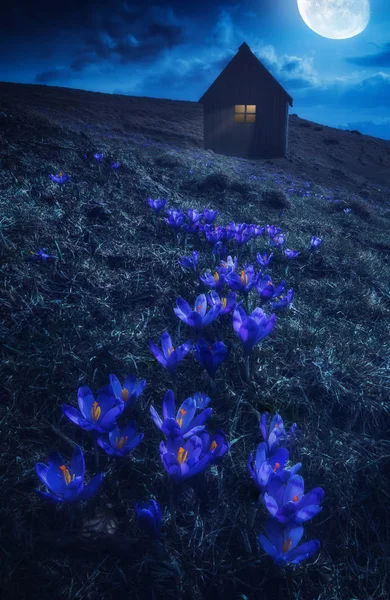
198;42;293;158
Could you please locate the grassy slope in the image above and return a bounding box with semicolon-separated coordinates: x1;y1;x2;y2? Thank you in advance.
0;83;389;600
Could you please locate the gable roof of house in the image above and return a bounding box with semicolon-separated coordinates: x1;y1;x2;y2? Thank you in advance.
198;42;293;107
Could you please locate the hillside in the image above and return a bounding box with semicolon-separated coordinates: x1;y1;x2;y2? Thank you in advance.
0;81;389;208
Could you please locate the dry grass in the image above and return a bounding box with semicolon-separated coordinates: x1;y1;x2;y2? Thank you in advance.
0;83;389;600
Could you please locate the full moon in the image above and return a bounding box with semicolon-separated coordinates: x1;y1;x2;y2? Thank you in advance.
297;0;370;39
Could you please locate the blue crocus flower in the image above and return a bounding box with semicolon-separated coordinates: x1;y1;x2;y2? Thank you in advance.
260;412;298;453
29;248;57;263
284;248;300;260
265;225;282;237
165;208;185;230
97;421;144;457
93;153;104;161
248;442;301;492
310;236;322;250
150;389;212;438
187;209;203;224
147;198;167;213
62;385;124;433
256;252;274;268
256;275;285;300
197;430;229;465
174;293;222;331
233;306;276;357
111;161;121;170
179;251;199;272
149;331;192;374
270;289;294;311
35;445;103;504
49;171;71;185
227;264;259;294
264;474;324;524
135;499;162;539
200;269;228;292
344;207;352;213
269;233;286;247
110;374;146;410
159;433;212;482
195;338;230;379
258;518;320;565
207;290;238;316
202;208;219;223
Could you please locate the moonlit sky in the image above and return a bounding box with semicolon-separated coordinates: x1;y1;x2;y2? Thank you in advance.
1;0;390;139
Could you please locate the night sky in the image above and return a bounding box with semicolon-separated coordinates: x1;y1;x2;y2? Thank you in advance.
1;0;389;139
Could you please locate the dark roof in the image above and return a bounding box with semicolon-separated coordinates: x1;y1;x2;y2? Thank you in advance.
199;41;293;107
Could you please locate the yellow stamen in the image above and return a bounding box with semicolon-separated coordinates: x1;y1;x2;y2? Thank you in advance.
273;462;280;472
292;494;299;502
59;171;62;177
115;435;129;449
59;464;75;485
177;408;186;427
91;401;101;421
167;346;175;356
282;537;292;553
122;388;129;402
240;270;248;285
221;298;227;309
177;447;188;464
210;440;217;451
214;272;219;282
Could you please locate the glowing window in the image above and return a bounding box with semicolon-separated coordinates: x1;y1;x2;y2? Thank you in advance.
234;104;256;123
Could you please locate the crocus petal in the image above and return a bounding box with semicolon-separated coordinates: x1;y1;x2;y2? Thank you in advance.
284;475;305;504
150;405;163;430
181;407;212;436
162;390;175;419
258;534;278;559
161;331;173;359
295;504;322;523
287;539;320;564
62;404;95;431
71;445;85;480
149;340;168;367
35;462;64;495
202;303;222;326
35;489;65;504
109;375;123;400
264;493;279;516
79;473;104;500
175;297;192;317
77;386;96;419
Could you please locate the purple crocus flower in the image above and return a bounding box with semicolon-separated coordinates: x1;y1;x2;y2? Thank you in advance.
147;198;167;213
150;390;212;438
198;429;229;464
202;225;224;246
310;236;322;250
202;208;219;223
200;269;227;292
48;171;71;185
179;251;199;272
62;385;124;433
249;224;265;238
260;413;285;453
93;153;104;161
165;208;185;230
187;209;203;224
264;474;324;524
111;161;121;170
174;294;222;330
258;518;321;565
269;233;286;247
97;421;144;457
195;338;230;379
344;207;352;214
29;248;57;263
284;248;300;260
207;290;238;315
271;289;294;311
265;225;282;237
233;305;276;357
256;252;274;268
35;445;103;504
110;374;146;410
135;499;161;539
248;442;301;492
149;331;192;374
256;275;285;300
159;433;212;482
219;255;238;274
227;265;259;294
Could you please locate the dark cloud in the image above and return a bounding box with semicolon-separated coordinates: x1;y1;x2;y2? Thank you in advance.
337;120;390;140
281;58;301;73
346;42;390;67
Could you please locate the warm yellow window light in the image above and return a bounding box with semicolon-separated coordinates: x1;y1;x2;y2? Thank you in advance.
234;104;256;123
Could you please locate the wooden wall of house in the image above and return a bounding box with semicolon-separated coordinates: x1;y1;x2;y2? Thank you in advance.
201;51;289;158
